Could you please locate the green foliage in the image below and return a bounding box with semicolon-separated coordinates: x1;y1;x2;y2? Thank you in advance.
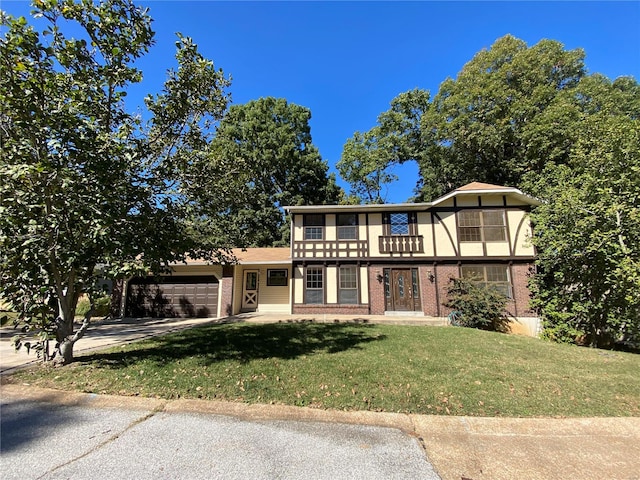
444;277;509;332
209;97;341;246
338;88;430;203
76;295;111;318
0;0;235;363
337;127;398;204
525;113;640;349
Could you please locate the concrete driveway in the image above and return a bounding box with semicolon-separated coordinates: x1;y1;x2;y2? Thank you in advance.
0;315;221;373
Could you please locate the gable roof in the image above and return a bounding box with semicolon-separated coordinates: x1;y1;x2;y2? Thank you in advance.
431;182;541;207
455;182;509;191
284;182;541;213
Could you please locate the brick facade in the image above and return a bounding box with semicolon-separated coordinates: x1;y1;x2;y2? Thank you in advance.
219;276;234;318
433;264;459;317
507;262;535;317
368;266;386;315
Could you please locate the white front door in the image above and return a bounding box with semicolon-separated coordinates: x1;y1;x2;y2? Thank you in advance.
242;270;259;311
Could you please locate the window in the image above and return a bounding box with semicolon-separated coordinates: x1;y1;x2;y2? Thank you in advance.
458;210;506;242
389;213;409;235
383;269;391;300
382;212;417;236
267;269;288;286
304;214;324;240
339;266;358;304
337;214;358;240
460;265;512;298
305;267;324;304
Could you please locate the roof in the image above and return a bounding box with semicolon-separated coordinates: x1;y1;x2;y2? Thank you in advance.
175;247;291;266
431;182;542;207
455;182;509;191
283;202;431;214
284;182;541;213
233;247;291;265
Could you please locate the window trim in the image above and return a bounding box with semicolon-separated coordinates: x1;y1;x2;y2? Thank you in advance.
382;212;417;236
266;269;288;287
303;214;325;241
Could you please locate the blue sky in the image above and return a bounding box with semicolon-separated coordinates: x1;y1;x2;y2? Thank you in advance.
3;1;640;202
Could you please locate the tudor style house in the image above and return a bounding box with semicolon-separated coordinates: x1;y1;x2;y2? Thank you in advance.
284;182;540;321
119;182;540;334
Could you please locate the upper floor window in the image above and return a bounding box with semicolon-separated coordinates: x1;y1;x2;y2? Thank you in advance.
460;264;512;298
383;212;417;236
458;210;506;242
304;214;324;240
337;213;358;240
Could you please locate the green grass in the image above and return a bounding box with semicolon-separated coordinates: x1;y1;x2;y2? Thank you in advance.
9;322;640;417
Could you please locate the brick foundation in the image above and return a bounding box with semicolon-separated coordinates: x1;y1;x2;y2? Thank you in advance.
293;262;536;319
292;304;370;315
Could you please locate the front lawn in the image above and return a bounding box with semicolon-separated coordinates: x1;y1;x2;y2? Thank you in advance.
9;322;640;417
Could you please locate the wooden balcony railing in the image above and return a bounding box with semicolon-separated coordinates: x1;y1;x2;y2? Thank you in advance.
293;240;369;259
378;235;424;254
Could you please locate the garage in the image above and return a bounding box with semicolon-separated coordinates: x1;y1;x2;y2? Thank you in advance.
125;275;219;318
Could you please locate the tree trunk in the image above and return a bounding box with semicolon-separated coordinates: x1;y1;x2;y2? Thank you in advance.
53;311;91;366
57;338;75;365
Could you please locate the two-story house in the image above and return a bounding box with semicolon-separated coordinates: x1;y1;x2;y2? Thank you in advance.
284;182;539;320
119;182;540;334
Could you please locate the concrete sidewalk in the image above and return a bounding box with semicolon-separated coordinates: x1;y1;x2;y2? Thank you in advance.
2;384;639;480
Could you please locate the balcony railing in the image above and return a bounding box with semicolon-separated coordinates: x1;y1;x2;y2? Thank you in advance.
379;235;424;254
293;240;369;259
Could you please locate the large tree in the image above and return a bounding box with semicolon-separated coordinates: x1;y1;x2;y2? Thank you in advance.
337;127;397;204
0;0;235;364
340;35;587;201
338;88;430;203
524;92;640;349
209;97;341;246
421;35;586;199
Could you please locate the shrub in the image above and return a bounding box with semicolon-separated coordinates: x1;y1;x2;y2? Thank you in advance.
76;295;111;318
444;276;509;332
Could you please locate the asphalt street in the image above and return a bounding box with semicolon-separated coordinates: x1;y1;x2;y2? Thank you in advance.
0;394;440;480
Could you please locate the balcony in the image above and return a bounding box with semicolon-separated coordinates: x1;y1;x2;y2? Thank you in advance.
379;235;424;254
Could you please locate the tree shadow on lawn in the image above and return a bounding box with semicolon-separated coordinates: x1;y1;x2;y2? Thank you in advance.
77;322;386;368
